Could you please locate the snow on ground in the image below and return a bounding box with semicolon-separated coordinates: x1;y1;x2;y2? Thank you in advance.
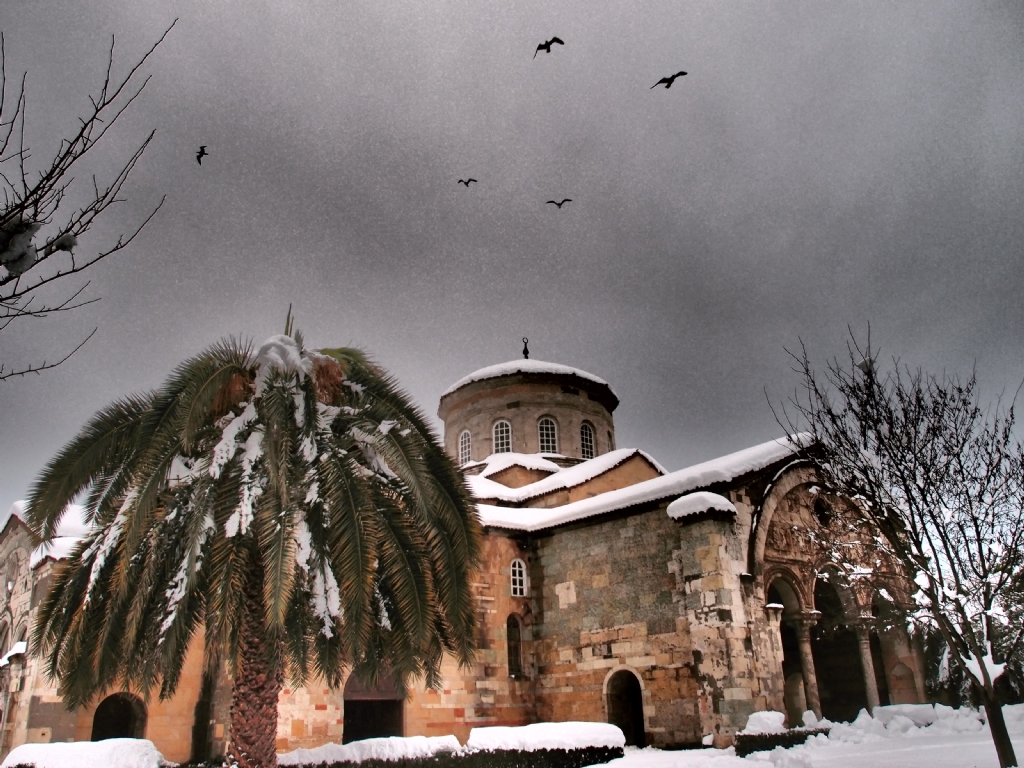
0;738;171;768
595;704;1024;768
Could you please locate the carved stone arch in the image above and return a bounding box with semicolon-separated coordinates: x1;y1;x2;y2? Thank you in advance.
603;666;647;748
751;463;821;575
763;566;808;616
813;564;863;622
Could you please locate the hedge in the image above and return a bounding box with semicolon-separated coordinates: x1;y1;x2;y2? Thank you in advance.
733;726;830;757
180;746;624;768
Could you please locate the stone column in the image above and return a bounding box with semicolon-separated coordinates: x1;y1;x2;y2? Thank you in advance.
855;623;881;712
795;617;822;720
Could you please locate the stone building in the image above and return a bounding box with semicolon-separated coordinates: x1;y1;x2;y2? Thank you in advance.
0;356;927;761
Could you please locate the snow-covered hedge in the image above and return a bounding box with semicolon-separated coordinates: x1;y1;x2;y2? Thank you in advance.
734;711;831;756
0;738;171;768
263;724;625;768
465;722;625;752
279;736;461;766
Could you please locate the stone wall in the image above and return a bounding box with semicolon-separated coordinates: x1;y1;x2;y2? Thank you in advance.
528;503;703;748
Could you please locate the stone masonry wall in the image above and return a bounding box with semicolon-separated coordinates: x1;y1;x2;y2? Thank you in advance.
529;504;703;748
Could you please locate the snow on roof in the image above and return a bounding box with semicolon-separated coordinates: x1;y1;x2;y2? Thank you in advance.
476;435;808;532
667;491;737;520
2;501;91;538
0;738;169;768
468;452;564;478
279;735;461;766
31;536;84;569
466;722;625;752
466;448;665;503
0;641;27;667
442;359;615;398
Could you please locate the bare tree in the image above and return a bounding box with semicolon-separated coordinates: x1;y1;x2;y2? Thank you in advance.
782;334;1023;768
0;21;175;379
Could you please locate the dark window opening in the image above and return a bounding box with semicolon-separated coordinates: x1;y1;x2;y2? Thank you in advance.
507;615;523;679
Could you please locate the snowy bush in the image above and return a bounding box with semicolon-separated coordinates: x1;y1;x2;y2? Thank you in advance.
278;736;461;766
0;738;171;768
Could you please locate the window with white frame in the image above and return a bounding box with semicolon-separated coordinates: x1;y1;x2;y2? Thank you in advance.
493;420;512;453
511;558;528;597
538;417;558;454
580;422;595;459
458;430;472;465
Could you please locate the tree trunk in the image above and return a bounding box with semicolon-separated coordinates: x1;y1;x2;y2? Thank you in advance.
980;686;1018;768
228;562;281;768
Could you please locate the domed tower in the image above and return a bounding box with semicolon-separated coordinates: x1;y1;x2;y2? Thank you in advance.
437;359;619;466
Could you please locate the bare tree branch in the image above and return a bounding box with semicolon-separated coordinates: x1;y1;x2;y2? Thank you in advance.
0;21;176;376
779;333;1024;767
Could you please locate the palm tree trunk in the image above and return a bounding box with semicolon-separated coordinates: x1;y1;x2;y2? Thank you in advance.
228;562;281;768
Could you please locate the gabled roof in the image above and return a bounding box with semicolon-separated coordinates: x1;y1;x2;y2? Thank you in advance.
466;448;666;504
476;434;809;532
464;452;564;478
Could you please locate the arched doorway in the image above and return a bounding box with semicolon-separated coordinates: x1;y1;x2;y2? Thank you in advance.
343;673;403;743
91;693;146;741
811;579;866;721
606;670;645;748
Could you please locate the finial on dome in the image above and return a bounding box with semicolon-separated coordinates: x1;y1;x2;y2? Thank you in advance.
522;337;530;359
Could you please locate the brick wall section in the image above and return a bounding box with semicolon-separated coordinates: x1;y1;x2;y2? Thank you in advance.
528;504;703;748
405;532;538;743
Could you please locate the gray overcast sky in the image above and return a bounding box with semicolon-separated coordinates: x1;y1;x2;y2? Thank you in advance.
1;1;1022;512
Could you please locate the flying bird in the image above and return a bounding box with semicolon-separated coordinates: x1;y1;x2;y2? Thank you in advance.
458;178;478;186
546;199;572;208
196;146;208;165
651;71;687;89
534;37;564;58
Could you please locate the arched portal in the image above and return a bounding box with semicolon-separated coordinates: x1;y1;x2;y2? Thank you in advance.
811;578;867;721
91;693;146;741
343;673;403;744
606;669;645;748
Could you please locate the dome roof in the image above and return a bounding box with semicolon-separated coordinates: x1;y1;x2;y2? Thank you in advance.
441;359;617;400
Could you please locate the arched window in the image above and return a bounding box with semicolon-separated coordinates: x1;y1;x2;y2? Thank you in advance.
511;558;528;597
493;420;512;454
538;418;558;454
458;430;472;465
580;422;596;459
507;614;524;679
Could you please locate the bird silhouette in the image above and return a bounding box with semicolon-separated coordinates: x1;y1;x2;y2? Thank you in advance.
534;37;564;58
196;146;208;165
458;178;478;186
651;71;687;89
546;199;572;208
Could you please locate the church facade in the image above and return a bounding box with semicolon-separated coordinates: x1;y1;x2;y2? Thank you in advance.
0;357;927;762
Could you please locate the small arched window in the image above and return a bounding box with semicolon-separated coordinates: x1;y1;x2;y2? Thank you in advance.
458;430;472;465
493;420;512;454
538;418;558;454
511;558;528;597
507;614;524;679
580;422;596;460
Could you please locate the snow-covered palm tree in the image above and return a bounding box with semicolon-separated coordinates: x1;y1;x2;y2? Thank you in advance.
26;331;480;768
